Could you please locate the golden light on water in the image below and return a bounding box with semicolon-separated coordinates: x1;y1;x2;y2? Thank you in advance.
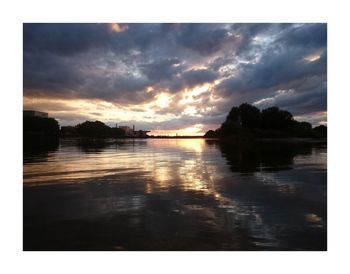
305;213;322;223
153;164;173;190
23;136;326;249
139;139;222;196
173;138;205;153
23;23;328;251
23;139;211;184
148;138;205;152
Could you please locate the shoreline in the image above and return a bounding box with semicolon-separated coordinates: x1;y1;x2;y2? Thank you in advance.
25;133;327;143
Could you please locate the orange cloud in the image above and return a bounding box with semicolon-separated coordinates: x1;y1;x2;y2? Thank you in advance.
109;23;128;33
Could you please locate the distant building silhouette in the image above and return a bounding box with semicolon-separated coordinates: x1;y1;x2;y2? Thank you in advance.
119;126;134;136
23;110;59;136
118;125;149;137
24;110;48;118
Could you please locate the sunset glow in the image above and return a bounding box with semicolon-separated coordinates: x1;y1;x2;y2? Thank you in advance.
23;22;328;253
24;23;327;134
304;54;321;63
109;23;128;33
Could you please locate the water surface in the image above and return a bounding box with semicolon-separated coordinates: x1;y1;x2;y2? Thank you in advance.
23;138;327;250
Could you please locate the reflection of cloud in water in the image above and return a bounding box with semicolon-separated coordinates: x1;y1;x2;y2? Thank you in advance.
24;138;327;250
305;213;322;223
254;172;297;194
294;147;327;170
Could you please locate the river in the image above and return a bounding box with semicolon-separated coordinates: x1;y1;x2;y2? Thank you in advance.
23;138;327;250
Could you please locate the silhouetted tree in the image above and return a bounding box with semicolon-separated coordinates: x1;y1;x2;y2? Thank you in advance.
312;125;327;138
23;116;59;136
60;126;77;136
204;103;328;139
238;103;261;129
223;103;261;129
204;129;218;138
219;119;241;135
292;121;313;137
261;107;294;131
62;122;126;138
75;121;112;137
226;106;240;122
219;103;261;135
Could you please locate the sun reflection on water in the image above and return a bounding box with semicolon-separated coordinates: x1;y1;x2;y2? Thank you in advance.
24;139;229;205
147;138;205;153
24;138;327;250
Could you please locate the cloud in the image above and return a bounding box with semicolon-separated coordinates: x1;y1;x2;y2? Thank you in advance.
277;23;327;49
175;24;235;55
161;68;219;93
23;23;327;129
140;58;181;82
218;49;326;96
24;24;111;56
215;24;327;116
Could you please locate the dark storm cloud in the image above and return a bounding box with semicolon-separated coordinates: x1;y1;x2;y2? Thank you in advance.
229;23;275;55
181;69;218;87
23;51;85;97
218;49;326;97
278;84;327;115
24;23;111;56
24;51;154;104
80;73;153;104
277;23;327;49
23;23;162;57
24;23;173;103
140;58;181;82
23;23;327;126
175;24;234;55
216;23;327;117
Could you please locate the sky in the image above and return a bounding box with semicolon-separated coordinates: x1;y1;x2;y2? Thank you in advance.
23;23;327;136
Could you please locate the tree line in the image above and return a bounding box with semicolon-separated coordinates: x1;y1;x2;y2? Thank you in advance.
23;116;60;136
204;103;327;138
23;116;126;138
62;121;126;137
